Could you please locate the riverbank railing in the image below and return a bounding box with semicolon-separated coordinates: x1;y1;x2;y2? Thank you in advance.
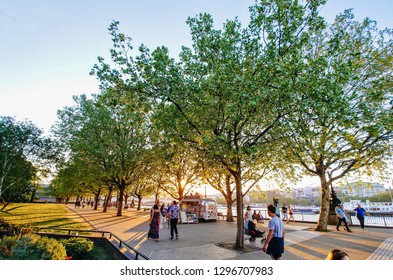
347;213;393;228
217;207;393;228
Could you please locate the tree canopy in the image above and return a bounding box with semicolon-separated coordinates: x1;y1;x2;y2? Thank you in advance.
46;0;393;248
0;116;55;203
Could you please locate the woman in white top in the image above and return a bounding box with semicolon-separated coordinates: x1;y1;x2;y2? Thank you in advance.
244;206;252;232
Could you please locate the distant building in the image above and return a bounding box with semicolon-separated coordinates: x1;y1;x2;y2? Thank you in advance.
291;186;320;199
338;182;386;198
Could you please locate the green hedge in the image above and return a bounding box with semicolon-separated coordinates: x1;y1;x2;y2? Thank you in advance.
1;218;103;260
60;237;94;260
0;234;67;260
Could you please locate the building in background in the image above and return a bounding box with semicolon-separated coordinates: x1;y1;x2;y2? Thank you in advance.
337;182;386;198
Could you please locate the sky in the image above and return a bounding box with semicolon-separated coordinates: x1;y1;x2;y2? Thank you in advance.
1;0;393;134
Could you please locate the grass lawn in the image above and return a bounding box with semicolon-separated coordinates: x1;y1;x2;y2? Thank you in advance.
0;203;90;230
0;203;119;260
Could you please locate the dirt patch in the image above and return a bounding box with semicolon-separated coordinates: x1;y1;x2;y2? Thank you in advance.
304;227;332;233
216;242;261;253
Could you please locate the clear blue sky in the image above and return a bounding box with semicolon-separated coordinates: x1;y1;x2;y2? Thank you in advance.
1;0;392;133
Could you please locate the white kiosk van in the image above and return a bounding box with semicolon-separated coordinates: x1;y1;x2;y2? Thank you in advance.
179;194;218;223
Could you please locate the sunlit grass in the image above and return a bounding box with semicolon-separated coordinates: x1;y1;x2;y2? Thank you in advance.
0;203;89;230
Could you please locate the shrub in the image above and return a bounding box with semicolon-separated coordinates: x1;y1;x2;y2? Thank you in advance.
0;218;33;239
0;236;17;259
0;234;67;260
60;237;94;260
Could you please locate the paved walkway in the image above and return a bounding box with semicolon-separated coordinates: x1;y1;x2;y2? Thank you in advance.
67;206;393;260
367;237;393;260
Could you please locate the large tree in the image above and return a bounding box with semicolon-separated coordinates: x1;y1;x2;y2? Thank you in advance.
54;91;151;216
0;116;55;203
279;10;393;231
49;158;103;206
92;0;326;248
154;143;202;201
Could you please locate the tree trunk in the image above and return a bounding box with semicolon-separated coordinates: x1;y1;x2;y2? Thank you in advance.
116;183;125;216
103;195;108;212
94;188;101;210
124;193;129;207
226;199;234;222
177;178;184;201
29;184;37;203
103;189;113;213
137;196;142;210
225;174;235;222
233;171;244;249
315;172;330;231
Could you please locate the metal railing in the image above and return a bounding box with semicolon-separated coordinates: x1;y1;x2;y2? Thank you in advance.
35;227;150;260
347;213;393;228
218;208;393;228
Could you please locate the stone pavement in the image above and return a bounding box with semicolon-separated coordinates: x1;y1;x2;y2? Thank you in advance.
367;237;393;260
67;205;393;260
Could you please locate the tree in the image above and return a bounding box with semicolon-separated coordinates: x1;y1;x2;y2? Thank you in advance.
0;116;55;203
369;191;393;202
91;0;327;248
49;159;102;205
154;144;202;201
279;10;393;231
53;91;151;216
202;156;273;222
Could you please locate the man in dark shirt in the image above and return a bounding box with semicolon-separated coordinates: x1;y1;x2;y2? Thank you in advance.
169;201;180;240
354;203;367;231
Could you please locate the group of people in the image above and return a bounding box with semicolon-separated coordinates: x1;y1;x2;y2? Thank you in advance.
281;203;295;223
147;201;180;242
244;204;285;260
335;203;368;232
146;199;366;259
245;202;367;260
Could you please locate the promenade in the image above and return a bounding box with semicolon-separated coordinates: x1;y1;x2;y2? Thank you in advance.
67;205;393;260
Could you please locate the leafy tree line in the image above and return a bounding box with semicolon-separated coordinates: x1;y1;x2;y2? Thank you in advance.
87;0;392;248
3;0;392;249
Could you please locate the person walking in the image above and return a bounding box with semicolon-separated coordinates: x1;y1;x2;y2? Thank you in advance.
159;204;167;230
169;200;180;240
281;203;288;222
147;204;160;242
244;206;252;234
335;203;352;232
166;202;172;229
262;204;285;260
287;205;295;223
354;203;367;231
